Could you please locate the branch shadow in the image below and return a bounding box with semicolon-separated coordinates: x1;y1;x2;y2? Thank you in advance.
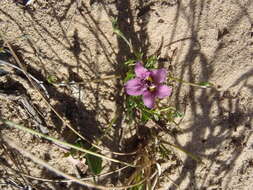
166;0;253;189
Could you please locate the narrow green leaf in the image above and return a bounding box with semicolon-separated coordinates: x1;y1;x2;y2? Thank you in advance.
173;110;184;118
129;174;145;190
134;52;143;60
162;140;202;163
145;55;158;69
0;47;5;53
124;59;135;66
124;71;135;82
86;147;103;175
198;82;213;87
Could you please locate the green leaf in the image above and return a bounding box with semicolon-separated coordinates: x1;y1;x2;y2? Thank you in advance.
130;184;144;190
141;109;153;123
124;71;135;82
198;81;213;87
141;112;149;122
63;152;71;157
124;59;136;66
134;52;143;60
0;47;5;53
111;18;118;30
129;174;145;190
173;110;184;118
111;18;133;51
145;55;158;69
47;75;58;84
159;144;171;159
153;113;160;121
85;147;103;175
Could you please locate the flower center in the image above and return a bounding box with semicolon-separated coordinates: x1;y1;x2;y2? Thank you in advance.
148;85;156;92
145;76;156;92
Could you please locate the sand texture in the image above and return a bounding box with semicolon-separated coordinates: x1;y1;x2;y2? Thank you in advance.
0;0;252;189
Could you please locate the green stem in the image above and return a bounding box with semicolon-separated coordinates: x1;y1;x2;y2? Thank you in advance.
168;76;209;89
113;29;133;53
159;107;176;112
161;140;202;163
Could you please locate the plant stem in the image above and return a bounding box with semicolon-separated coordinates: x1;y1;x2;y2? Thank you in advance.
168;76;209;89
161;140;203;163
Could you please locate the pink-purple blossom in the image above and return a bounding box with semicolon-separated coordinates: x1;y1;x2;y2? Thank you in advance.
124;62;172;108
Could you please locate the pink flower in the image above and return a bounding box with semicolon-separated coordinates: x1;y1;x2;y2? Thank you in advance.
125;62;172;108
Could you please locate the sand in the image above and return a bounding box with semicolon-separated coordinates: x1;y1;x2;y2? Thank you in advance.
0;0;252;189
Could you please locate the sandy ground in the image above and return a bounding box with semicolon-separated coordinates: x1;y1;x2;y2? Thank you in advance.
0;0;252;189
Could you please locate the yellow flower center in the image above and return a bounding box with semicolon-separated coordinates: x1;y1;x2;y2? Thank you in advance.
148;85;156;92
146;76;153;82
146;76;156;92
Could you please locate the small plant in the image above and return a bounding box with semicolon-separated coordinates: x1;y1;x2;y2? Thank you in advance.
112;18;210;189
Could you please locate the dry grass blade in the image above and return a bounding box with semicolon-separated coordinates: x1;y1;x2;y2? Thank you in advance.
1;119;136;167
15;166;129;183
2;136;148;190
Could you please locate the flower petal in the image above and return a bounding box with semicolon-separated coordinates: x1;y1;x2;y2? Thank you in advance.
155;85;172;98
142;91;155;108
135;62;148;78
125;78;145;96
150;68;167;83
